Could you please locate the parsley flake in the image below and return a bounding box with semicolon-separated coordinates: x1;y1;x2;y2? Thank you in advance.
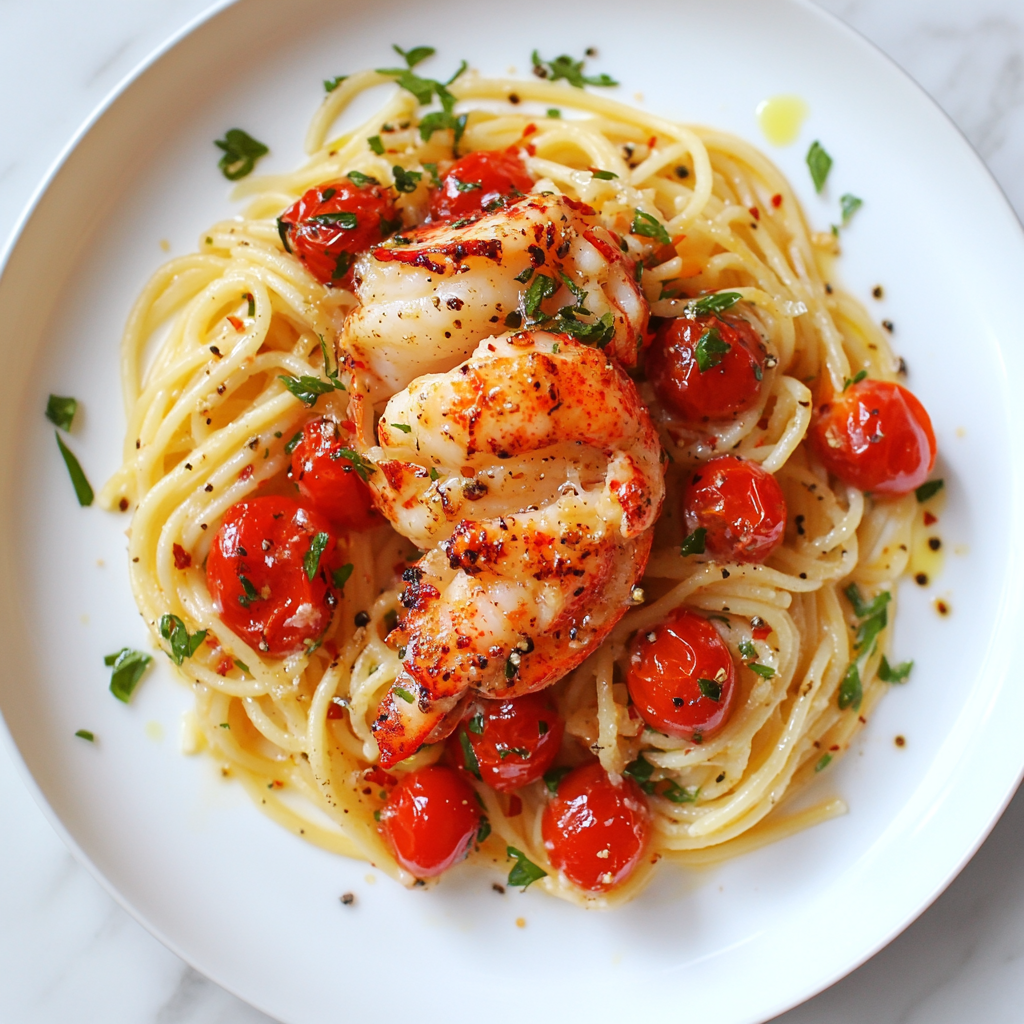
105;648;152;703
390;422;413;433
336;448;375;481
324;75;348;93
459;729;481;778
368;135;385;155
46;395;77;431
55;432;94;505
507;845;547;889
679;527;707;556
530;50;618;88
694;327;731;372
159;614;207;666
75;729;95;742
684;291;741;317
304;531;331;581
840;193;863;223
630;208;671;246
698;677;723;701
806;141;832;193
332;563;354;591
214;129;269;181
879;656;913;683
915;479;944;503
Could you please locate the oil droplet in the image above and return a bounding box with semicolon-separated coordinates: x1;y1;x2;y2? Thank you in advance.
515;917;526;928
908;488;946;585
159;239;170;252
364;873;377;885
145;721;164;742
756;95;809;146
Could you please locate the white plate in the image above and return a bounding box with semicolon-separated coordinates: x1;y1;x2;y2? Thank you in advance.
2;1;1023;1021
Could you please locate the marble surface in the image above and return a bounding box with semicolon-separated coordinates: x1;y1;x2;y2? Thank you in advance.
1;0;1023;1020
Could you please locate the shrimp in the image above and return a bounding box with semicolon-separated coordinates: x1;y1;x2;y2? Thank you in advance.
341;193;648;401
350;330;665;767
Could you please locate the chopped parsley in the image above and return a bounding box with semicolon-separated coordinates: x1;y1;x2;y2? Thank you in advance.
45;394;77;431
158;614;207;666
105;648;152;703
663;781;700;804
392;165;422;193
843;369;868;390
423;162;441;186
630;208;671;246
590;169;617;180
304;531;331;581
523;273;557;318
840;193;863;223
814;753;832;772
237;574;261;608
738;639;757;659
806;140;832;193
748;663;776;679
74;729;95;742
390;422;413;433
284;430;303;455
335;448;375;481
530;50;618;88
507;845;547;889
392;44;435;68
324;75;347;93
879;655;913;683
549;309;614;348
453;178;482;192
214;129;269;181
55;432;94;506
467;712;485;735
429;466;440;482
347;170;379;187
515;266;534;284
698;677;723;702
459;729;481;778
694;327;731;372
543;766;571;794
623;754;656;794
684;291;741;317
368;135;385;155
278;375;338;406
393;685;415;704
546;108;561;118
838;583;892;710
309;210;358;229
331;563;354;591
915;479;944;503
476;815;491;844
679;527;706;556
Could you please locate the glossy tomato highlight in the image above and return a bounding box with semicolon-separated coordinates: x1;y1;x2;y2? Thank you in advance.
626;608;737;741
542;762;651;892
378;765;482;878
810;378;936;494
206;496;339;656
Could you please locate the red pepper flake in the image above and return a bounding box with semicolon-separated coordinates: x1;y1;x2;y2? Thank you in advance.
216;657;234;676
363;765;397;787
239;465;254;482
749;206;760;220
340;419;356;434
522;123;538;137
923;511;938;526
226;315;244;331
205;635;221;648
647;136;657;149
507;794;523;817
269;780;284;789
771;193;783;208
172;543;192;569
524;142;537;156
323;639;338;660
460;465;476;478
751;621;772;640
671;233;687;247
326;701;345;720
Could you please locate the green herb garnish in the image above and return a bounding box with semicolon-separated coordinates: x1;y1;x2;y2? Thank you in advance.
838;583;893;710
591;169;618;180
507;845;547;889
806;140;832;193
324;75;347;93
392;165;422;193
393;685;415;704
347;170;379;187
368;135;385;155
335;448;375;481
748;663;776;679
459;729;481;778
698;677;723;702
309;211;358;228
55;432;93;506
623;754;656;794
843;369;868;390
237;574;261;608
304;531;331;581
630;208;671;246
523;273;557;318
392;44;435;68
694;327;731;372
662;781;700;804
46;395;77;431
679;527;706;556
214;129;269;181
74;729;95;742
278;375;336;406
105;648;152;703
543;766;571;794
284;430;303;455
159;614;207;666
390;422;413;433
684;291;741;317
738;639;757;659
815;753;832;772
879;656;913;683
915;479;944;503
840;193;863;223
530;50;618;88
467;712;484;735
332;563;354;591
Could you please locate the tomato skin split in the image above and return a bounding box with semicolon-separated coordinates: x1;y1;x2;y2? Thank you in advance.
206;496;339;656
428;149;534;223
542;762;651;893
682;455;787;564
279;181;399;287
810;379;936;495
447;691;564;792
646;314;767;422
626;608;737;741
378;765;482;878
287;417;379;530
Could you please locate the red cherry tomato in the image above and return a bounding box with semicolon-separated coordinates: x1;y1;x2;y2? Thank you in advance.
626;608;737;741
541;762;651;893
378;765;482;878
429;149;534;222
206;496;339;656
279;180;398;287
683;455;787;563
287;417;379;531
448;691;565;792
810;378;936;495
646;315;767;422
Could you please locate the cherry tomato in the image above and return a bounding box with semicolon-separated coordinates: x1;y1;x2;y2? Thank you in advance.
646;314;767;421
287;417;379;531
541;762;651;892
428;149;534;223
810;378;936;495
206;496;339;656
626;608;737;741
378;765;482;878
682;455;787;563
279;180;398;287
448;691;564;792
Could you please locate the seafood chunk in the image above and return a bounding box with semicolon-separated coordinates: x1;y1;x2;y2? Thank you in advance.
352;331;665;767
341;194;648;400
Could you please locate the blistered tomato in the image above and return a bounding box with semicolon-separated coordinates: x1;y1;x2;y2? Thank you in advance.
378;765;482;878
646;314;767;421
682;455;787;563
810;378;936;495
206;496;339;656
542;762;651;892
428;149;534;222
278;180;398;287
287;417;379;531
626;608;737;741
448;691;564;792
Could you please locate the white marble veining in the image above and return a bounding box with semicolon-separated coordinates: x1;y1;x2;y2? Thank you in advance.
0;1;1021;1021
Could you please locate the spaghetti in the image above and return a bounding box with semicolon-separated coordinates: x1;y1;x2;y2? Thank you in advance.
100;52;934;907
